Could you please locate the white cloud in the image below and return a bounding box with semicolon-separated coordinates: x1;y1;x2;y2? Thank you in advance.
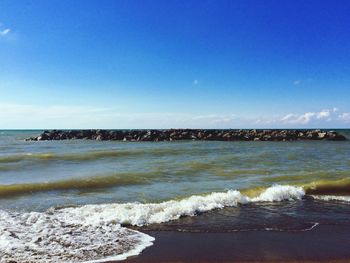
0;103;349;129
293;78;314;86
280;110;328;125
0;103;238;129
191;114;236;124
280;112;318;124
316;109;330;119
0;28;10;35
338;113;350;122
279;109;345;125
281;113;298;122
0;22;11;36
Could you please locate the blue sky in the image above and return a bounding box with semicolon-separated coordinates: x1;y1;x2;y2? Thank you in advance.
0;0;350;128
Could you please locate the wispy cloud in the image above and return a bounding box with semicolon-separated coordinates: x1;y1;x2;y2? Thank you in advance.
279;108;345;125
0;28;10;36
338;113;350;123
280;111;327;125
0;104;238;129
191;114;236;124
0;103;349;129
0;104;116;129
0;22;10;36
293;78;313;86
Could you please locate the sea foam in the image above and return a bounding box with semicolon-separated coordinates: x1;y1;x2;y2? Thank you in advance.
252;184;305;202
0;210;154;263
0;185;305;262
311;195;350;202
58;185;304;227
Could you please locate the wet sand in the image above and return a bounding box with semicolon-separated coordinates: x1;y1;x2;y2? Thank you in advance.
122;224;350;262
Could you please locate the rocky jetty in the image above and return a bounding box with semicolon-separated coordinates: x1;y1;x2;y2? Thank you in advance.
25;129;347;142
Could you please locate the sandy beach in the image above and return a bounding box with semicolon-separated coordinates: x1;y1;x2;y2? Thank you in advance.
124;225;350;263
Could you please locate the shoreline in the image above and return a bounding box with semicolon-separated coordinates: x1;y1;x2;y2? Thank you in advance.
121;224;350;263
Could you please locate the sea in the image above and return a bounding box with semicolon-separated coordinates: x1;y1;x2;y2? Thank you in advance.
0;130;350;262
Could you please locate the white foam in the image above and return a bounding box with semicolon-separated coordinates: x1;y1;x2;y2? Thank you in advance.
0;210;154;263
0;185;305;262
59;189;250;227
252;185;305;202
83;233;154;263
264;222;319;232
311;195;350;202
305;222;319;231
58;185;305;228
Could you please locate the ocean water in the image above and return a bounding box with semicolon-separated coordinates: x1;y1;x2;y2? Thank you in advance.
1;130;350;262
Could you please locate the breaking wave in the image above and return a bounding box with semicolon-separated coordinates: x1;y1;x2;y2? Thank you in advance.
303;178;350;195
0;185;305;262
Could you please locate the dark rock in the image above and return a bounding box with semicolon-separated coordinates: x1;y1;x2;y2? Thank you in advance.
37;133;49;141
326;132;346;141
25;129;347;142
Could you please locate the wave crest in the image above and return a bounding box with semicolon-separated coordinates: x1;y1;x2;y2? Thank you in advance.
304;178;350;196
58;185;304;227
0;185;304;262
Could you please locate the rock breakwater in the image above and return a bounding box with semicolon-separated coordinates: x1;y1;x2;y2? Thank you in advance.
25;129;346;142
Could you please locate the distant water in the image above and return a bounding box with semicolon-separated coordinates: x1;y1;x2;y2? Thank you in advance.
1;129;350;262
